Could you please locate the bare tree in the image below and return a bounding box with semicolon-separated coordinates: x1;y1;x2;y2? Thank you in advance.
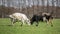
32;0;34;15
1;0;5;18
47;0;49;13
52;0;56;18
41;0;44;12
37;0;39;15
7;0;11;15
7;0;10;7
18;0;22;13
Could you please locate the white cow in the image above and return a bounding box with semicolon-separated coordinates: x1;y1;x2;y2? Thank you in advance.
9;13;31;26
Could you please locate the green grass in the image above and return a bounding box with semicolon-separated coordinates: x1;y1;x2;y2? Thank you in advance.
0;18;60;34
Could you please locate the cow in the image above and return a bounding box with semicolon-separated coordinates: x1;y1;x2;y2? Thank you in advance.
30;14;44;26
9;13;31;26
30;12;53;27
42;12;53;27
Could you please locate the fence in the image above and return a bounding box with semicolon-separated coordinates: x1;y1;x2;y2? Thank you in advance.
0;0;60;18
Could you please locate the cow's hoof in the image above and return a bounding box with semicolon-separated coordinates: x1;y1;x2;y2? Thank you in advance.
36;25;38;27
51;25;53;27
20;24;22;26
8;25;13;26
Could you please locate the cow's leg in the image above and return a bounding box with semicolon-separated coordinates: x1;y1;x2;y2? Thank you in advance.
30;20;34;25
47;19;53;27
20;21;23;26
12;19;15;25
49;19;53;27
10;18;14;25
10;18;16;25
21;19;25;26
35;18;39;26
27;22;31;26
13;19;17;24
36;21;39;26
46;19;49;25
35;19;39;26
20;18;25;26
22;20;25;25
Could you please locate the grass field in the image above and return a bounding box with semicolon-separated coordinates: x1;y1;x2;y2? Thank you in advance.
0;18;60;34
